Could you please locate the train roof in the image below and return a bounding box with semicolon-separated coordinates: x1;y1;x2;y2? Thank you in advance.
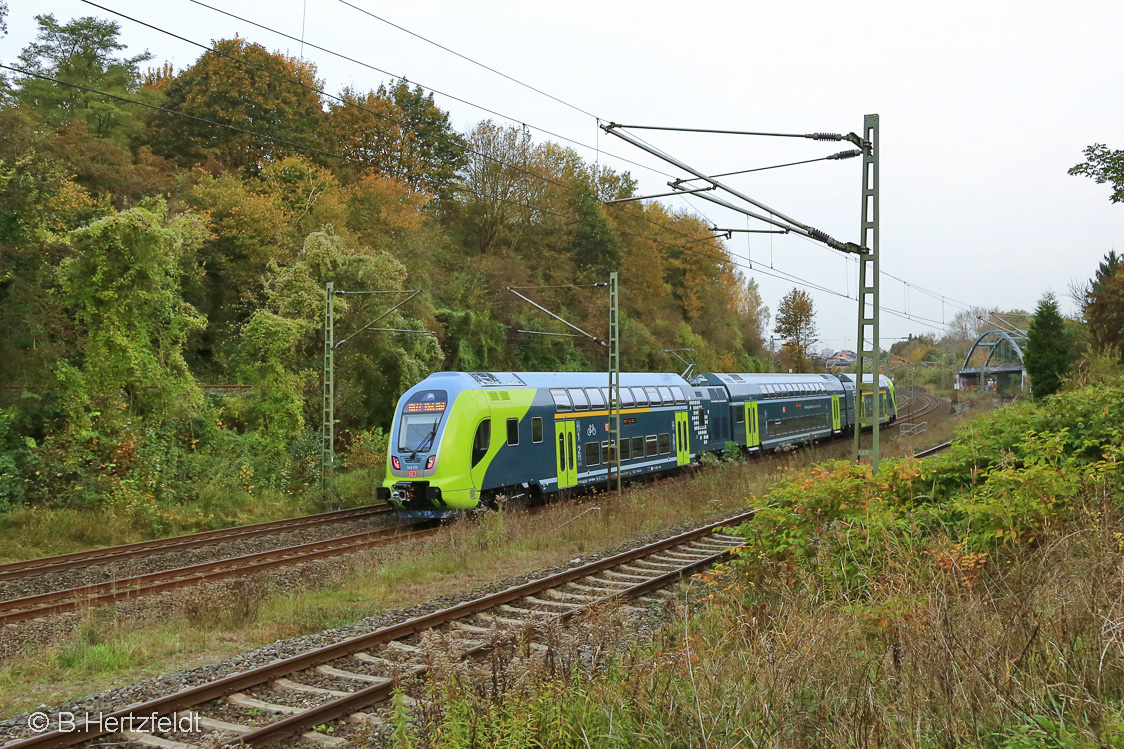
415;371;690;390
695;372;846;399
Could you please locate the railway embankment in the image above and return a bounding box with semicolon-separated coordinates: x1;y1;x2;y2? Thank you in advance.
0;397;979;723
386;380;1124;745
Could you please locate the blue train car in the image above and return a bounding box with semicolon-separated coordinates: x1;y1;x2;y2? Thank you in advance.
377;369;898;517
695;372;847;451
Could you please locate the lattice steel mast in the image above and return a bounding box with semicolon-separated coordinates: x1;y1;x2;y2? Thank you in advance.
852;114;881;471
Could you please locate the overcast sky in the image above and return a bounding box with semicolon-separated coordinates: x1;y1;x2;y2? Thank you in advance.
4;0;1122;352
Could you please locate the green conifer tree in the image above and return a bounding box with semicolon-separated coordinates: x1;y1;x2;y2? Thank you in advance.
1025;292;1072;398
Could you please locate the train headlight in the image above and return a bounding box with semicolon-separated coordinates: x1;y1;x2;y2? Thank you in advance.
391;456;401;470
426;455;437;470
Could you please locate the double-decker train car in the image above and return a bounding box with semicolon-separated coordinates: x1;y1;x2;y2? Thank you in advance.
378;370;896;517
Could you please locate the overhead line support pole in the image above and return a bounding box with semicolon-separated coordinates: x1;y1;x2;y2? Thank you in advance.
852;114;881;473
322;282;336;506
607;272;621;494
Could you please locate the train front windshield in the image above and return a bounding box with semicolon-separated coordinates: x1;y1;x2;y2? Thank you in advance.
398;390;448;453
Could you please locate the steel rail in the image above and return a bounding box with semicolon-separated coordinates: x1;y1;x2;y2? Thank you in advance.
0;524;438;625
1;511;753;749
243;533;743;745
0;505;393;583
915;441;952;458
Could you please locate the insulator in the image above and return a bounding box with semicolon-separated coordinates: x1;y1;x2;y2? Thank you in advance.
808;228;831;243
811;132;843;141
828;149;863;160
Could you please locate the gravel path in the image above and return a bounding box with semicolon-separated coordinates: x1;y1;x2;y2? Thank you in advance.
0;510;742;742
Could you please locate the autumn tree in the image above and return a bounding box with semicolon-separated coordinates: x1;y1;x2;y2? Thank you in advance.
775;288;818;372
146;38;325;174
1025;292;1072;398
1074;250;1124;359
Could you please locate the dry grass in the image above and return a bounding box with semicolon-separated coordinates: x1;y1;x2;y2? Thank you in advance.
0;409;967;720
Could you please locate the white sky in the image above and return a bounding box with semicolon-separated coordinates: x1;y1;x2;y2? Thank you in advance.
4;0;1122;351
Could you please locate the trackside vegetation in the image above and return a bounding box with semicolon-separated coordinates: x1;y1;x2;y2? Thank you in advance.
384;379;1124;747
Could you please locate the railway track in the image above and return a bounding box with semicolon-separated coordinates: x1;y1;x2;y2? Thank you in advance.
2;512;751;749
0;505;394;584
0;522;437;626
894;391;944;425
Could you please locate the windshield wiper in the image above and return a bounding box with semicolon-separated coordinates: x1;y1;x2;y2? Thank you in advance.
409;420;440;460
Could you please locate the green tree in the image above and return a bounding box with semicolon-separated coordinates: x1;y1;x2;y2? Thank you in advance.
1024;292;1072;398
387;79;467;202
775;288;818;372
147;38;325;174
1070;143;1124;203
569;181;621;277
1079;250;1124;356
14;14;152;141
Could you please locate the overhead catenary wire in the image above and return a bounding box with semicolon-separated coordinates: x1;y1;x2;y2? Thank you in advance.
104;0;973;325
35;9;965;340
181;0;683;184
336;0;598;120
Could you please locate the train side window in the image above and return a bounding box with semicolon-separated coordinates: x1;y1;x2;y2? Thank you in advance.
734;406;744;423
618;387;635;407
586;388;606;409
585;441;600;466
507;418;519;446
569;388;590;410
532;417;543;443
471;419;491;467
632;387;648;407
672;386;687;404
657;386;674;404
550;388;572;411
645;386;662;405
645;435;658;457
632;436;645;457
603;440;615;463
620;438;631;460
658;433;671;454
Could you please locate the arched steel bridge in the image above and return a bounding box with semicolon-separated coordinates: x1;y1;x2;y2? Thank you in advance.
957;329;1028;392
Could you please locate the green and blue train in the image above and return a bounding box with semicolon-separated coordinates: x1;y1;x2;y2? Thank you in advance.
377;370;896;518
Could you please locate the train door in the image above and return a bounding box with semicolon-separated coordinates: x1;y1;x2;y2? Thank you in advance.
831;395;841;432
555;421;577;489
675;412;690;466
745;401;760;448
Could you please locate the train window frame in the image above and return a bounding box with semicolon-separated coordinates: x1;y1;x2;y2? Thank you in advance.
603;440;615;463
569;388;590;410
645;435;659;457
532;416;543;443
586;388;606;409
672;386;687;404
658;433;671;454
618;387;635;407
632;387;648;407
645;386;662;406
620;438;631;460
734;406;744;423
471;419;491;467
657;386;674;404
550;388;572;411
632;436;645;458
585;441;601;466
506;418;519;446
